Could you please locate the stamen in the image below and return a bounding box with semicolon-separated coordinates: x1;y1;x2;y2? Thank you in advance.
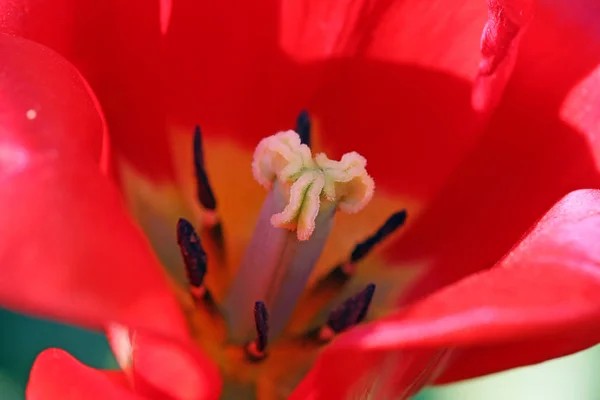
314;210;408;292
316;263;354;290
193;126;217;211
225;130;374;341
176;218;207;292
295;110;311;148
193;126;225;255
176;218;218;313
350;209;407;263
318;284;376;342
245;301;269;362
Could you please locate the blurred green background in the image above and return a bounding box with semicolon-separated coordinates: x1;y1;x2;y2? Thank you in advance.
1;308;599;399
0;309;117;398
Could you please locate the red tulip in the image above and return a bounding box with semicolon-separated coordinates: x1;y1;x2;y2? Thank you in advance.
2;0;600;399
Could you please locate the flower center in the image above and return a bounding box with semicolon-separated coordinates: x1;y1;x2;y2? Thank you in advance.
175;111;407;395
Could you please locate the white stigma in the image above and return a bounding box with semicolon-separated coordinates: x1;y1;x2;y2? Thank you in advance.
252;130;374;240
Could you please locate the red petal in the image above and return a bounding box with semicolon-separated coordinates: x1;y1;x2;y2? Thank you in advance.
290;349;450;400
1;0;174;180
27;349;140;400
391;0;600;302
130;332;222;400
164;0;491;203
0;34;188;339
328;189;600;381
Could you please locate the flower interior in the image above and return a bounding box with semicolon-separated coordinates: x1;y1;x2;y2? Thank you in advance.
171;112;408;398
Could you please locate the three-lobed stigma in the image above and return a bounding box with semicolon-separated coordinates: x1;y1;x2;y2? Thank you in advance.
252;130;375;240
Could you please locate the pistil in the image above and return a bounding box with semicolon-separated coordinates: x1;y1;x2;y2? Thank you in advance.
224;130;374;342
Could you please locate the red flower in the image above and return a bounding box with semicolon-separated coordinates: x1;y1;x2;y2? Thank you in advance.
2;0;600;399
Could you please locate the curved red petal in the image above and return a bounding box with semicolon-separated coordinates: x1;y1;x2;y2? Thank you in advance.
1;0;174;180
27;349;140;400
329;189;600;377
130;332;222;400
0;34;188;339
295;0;490;200
391;0;600;302
291;349;450;400
297;188;600;395
164;0;492;203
